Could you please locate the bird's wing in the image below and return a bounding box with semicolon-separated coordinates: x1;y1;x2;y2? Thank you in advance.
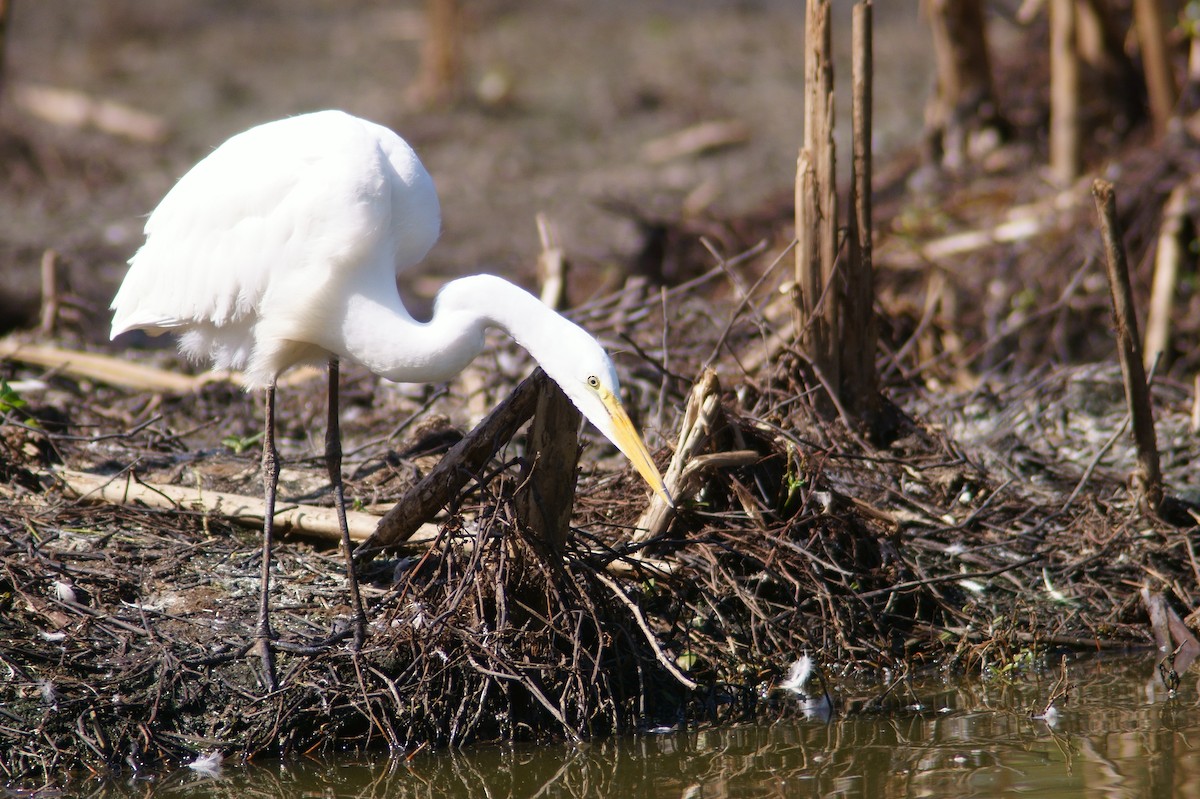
110;112;402;338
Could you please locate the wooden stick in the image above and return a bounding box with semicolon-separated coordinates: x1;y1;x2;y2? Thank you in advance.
1092;179;1163;513
357;369;544;559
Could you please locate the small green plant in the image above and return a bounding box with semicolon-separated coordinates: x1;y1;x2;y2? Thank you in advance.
222;431;263;455
0;380;38;428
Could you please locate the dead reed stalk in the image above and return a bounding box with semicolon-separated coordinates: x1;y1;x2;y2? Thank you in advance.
1092;178;1163;513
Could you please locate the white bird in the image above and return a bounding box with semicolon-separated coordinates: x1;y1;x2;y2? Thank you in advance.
110;110;669;690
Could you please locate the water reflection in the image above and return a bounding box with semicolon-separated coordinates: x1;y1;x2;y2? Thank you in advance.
79;655;1200;799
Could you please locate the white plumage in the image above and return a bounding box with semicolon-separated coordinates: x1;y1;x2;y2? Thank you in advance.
110;110;667;688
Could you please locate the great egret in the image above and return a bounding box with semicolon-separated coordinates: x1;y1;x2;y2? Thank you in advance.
110;110;669;690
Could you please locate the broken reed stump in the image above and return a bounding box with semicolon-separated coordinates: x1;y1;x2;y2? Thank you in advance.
1144;184;1189;370
356;369;544;559
845;0;878;422
1049;0;1081;184
634;369;722;543
1091;179;1164;514
794;0;838;405
411;0;462;107
923;0;1007;170
793;0;878;425
1133;0;1177;135
515;377;581;559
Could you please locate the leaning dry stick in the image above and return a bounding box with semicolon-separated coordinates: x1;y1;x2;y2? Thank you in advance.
1092;179;1163;513
358;369;545;559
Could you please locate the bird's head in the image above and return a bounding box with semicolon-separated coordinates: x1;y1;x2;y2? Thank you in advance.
535;322;670;506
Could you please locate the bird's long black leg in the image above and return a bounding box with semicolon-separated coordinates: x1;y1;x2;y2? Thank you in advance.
327;357;368;650
257;382;281;692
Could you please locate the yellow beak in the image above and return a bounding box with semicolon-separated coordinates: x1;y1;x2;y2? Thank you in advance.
601;392;673;506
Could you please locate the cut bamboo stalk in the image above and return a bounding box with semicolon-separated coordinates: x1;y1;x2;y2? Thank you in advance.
1143;184;1188;370
1092;179;1163;514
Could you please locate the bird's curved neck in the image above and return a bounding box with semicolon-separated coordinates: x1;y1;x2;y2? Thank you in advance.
335;274;555;384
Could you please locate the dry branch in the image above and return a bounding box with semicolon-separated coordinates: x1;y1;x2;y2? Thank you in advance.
358;369;545;558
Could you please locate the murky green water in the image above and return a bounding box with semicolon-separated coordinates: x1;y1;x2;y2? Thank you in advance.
69;654;1200;798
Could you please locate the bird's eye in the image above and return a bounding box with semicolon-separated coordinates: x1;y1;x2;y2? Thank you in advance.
587;375;601;389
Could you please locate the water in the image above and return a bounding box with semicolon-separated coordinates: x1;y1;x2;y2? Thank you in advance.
75;654;1200;798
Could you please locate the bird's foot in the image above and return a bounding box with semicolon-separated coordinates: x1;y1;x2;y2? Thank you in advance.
254;633;278;693
350;611;367;653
